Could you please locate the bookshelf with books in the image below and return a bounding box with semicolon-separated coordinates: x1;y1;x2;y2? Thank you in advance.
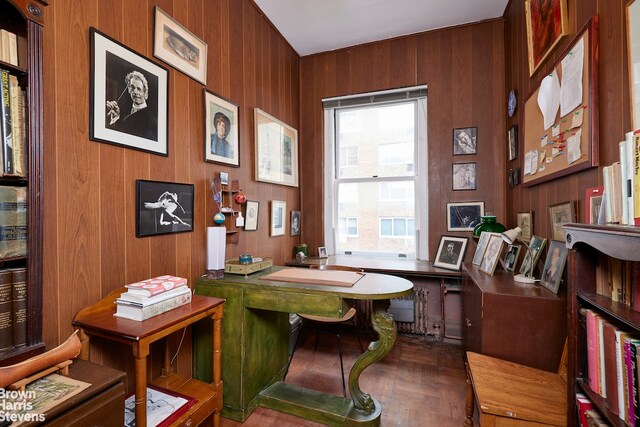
566;223;640;426
0;0;46;365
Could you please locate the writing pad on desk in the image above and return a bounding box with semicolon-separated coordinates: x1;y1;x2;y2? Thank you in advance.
260;268;364;287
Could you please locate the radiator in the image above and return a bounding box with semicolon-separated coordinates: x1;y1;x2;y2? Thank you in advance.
354;287;429;335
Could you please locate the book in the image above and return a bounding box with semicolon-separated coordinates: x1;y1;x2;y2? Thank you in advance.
626;131;635;225
598;314;607;397
0;30;10;64
585;409;608;426
576;392;594;427
627;338;640;425
615;329;632;421
124;275;187;297
602;321;619;414
0;269;12;351
635;132;640;225
0;186;27;259
0;68;12;175
11;267;26;347
586;309;601;395
6;31;16;66
9;75;23;177
114;289;192;321
621;139;630;225
117;284;190;306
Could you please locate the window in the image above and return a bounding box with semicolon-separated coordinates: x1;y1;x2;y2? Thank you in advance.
323;86;428;259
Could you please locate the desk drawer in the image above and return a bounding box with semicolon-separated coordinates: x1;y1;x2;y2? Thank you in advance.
244;289;351;318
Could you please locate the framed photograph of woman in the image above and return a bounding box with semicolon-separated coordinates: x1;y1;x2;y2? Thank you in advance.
433;236;468;271
291;211;301;236
540;240;568;294
453;163;476;190
244;200;259;231
479;234;504;276
525;0;569;76
453;127;477;155
205;90;239;167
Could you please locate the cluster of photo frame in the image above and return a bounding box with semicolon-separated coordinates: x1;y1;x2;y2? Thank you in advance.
452;127;478;191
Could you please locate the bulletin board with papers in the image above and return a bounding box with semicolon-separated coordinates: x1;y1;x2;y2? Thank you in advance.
522;17;599;187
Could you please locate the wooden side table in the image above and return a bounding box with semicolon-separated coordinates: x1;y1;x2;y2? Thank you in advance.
72;287;224;427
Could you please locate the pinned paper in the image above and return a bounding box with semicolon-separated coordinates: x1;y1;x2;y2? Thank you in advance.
540;135;549;147
538;72;561;130
569;108;584;129
546;156;553;163
552;124;560;137
530;150;539;174
539;150;547;162
560;37;584;117
539;165;546;172
567;128;582;164
552;147;563;157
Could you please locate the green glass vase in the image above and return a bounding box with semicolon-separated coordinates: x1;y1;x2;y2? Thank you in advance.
473;215;505;237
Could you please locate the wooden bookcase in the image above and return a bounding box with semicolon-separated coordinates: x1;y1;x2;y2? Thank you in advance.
565;223;640;427
0;0;46;365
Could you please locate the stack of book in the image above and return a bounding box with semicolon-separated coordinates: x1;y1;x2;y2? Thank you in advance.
0;67;27;177
114;275;191;321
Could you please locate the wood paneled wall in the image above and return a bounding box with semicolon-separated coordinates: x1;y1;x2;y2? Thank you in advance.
299;20;506;260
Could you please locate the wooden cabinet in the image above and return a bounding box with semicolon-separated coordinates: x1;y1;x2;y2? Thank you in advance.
565;223;640;427
0;0;46;365
462;263;567;372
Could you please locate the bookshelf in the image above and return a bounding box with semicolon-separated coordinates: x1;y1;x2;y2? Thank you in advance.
0;0;46;365
565;223;640;427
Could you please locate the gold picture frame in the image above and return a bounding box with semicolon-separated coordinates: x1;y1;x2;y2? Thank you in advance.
525;0;569;76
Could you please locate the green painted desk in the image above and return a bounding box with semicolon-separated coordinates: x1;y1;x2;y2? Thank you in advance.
194;266;413;426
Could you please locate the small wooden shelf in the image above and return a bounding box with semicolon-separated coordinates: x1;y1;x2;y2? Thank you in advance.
151;374;220;426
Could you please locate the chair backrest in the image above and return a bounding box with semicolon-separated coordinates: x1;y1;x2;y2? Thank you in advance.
557;338;568;383
309;264;364;273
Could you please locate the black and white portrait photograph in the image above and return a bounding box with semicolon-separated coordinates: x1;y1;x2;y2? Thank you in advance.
446;201;484;231
479;233;504;276
291;210;301;236
136;180;194;237
90;28;168;156
433;236;468;271
270;200;286;237
502;244;521;272
453;127;477;155
453;162;477;190
205;90;239;167
540;240;568;294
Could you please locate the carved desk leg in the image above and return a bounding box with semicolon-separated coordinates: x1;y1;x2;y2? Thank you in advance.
464;363;474;427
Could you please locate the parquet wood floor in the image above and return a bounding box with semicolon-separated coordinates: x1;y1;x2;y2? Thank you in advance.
219;331;468;426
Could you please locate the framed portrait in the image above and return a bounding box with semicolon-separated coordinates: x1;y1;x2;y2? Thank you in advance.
270;200;286;237
255;108;299;187
433;236;468;271
136;180;193;238
244;200;259;231
519;235;547;276
517;211;533;242
525;0;569;76
153;6;207;84
453;127;477;155
502;244;521;273
291;210;301;236
508;125;518;161
453;163;476;191
318;247;328;258
90;28;169;156
472;231;493;266
540;240;568;294
205;90;239;167
446;201;484;232
585;186;604;225
549;201;576;242
479;233;504;275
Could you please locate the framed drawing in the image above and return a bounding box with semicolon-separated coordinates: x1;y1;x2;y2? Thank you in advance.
519;235;547;276
549;200;575;242
255;108;299;187
540;240;568;294
90;28;169;156
446;201;484;232
136;180;193;237
479;234;504;276
472;231;493;266
153;6;207;84
525;0;568;76
453;163;476;190
205;90;239;167
517;211;533;242
433;236;468;272
503;244;521;273
585;186;604;225
291;210;301;236
508;125;518;161
453;127;477;155
270;200;286;237
244;200;259;231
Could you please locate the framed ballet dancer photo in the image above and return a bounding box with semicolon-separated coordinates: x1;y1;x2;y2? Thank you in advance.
136;179;194;237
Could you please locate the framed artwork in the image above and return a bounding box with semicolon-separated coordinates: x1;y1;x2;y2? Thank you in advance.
90;28;169;156
453;163;476;190
153;6;207;84
291;210;301;236
318;247;328;258
549;201;576;242
472;231;493;266
270;200;286;237
479;234;504;275
453;127;477;155
585;186;604;225
446;201;484;232
244;200;259;231
508;125;518;161
525;0;568;76
136;180;193;238
519;235;547;276
517;211;533;242
540;240;568;294
205;90;239;167
433;236;468;272
503;244;521;273
255;108;299;187
628;0;640;129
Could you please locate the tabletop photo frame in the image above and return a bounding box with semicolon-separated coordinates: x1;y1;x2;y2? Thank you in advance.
255;108;299;187
479;233;504;276
540;239;568;294
433;236;468;271
549;200;575;242
517;211;533;241
519;235;547;276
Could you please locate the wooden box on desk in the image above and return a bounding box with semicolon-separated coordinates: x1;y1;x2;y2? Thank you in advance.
462;263;567;371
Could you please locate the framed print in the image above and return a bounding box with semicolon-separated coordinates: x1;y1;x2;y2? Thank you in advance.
453;163;476;190
318;247;328;258
479;234;504;275
549;201;576;242
508;125;518;161
540;240;568;294
517;211;533;242
433;236;468;271
291;210;301;236
270;200;286;237
628;0;640;129
503;244;521;273
90;27;169;156
205;90;239;167
525;0;568;76
519;235;547;276
153;6;207;84
472;231;493;266
244;200;259;231
453;127;477;155
585;186;604;225
446;201;485;232
136;180;193;237
255;108;299;187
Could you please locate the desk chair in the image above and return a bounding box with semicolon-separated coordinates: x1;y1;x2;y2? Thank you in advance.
283;264;366;397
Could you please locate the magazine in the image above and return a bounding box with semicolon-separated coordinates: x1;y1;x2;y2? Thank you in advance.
124;385;197;427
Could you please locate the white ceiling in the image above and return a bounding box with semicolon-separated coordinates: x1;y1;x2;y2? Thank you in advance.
253;0;509;57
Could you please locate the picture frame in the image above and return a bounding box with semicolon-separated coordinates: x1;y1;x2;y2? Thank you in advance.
153;6;207;85
205;90;239;167
433;236;468;271
508;125;518;161
244;200;259;231
585;186;604;225
318;247;328;258
502;244;521;273
517;211;533;242
136;179;194;238
446;201;485;232
452;163;476;191
549;200;576;242
479;233;504;275
270;200;286;237
90;28;169;156
255;108;299;187
472;231;493;266
452;127;477;155
540;239;568;294
519;235;547;276
291;210;301;236
628;0;640;129
219;171;229;186
525;0;569;76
